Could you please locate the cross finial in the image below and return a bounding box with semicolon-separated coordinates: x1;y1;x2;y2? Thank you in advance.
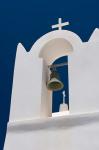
62;90;66;104
52;18;69;30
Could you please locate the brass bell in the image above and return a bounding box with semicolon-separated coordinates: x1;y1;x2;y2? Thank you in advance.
47;69;64;91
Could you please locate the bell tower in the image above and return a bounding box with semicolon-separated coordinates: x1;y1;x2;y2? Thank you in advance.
4;18;99;150
9;18;79;121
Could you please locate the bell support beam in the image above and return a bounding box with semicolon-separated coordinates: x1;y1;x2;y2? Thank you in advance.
48;62;68;69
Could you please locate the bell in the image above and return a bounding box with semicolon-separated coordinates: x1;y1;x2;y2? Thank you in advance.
47;69;64;91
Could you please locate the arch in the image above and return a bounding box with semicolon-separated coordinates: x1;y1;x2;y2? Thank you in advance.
30;30;82;117
19;29;82;118
39;38;73;65
30;30;82;61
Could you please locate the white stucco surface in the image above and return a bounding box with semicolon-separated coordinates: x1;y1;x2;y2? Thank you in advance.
69;41;99;114
4;112;99;150
89;28;99;42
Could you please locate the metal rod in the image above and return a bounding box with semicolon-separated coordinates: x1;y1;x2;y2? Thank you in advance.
48;62;68;69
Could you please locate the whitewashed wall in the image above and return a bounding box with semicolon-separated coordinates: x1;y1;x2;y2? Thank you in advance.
69;41;99;114
4;113;99;150
10;43;43;121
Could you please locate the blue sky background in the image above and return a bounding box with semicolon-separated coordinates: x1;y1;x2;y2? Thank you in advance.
0;0;99;149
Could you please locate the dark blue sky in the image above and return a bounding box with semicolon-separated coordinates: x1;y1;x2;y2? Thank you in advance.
0;0;99;149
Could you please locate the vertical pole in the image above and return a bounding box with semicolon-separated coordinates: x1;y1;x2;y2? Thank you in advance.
62;90;66;104
59;18;62;30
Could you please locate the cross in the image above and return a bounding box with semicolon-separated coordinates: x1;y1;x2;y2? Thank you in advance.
52;18;69;30
62;90;66;104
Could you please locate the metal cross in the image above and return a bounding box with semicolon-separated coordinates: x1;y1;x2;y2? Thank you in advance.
52;18;69;30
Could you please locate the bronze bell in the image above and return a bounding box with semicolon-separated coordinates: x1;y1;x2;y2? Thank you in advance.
47;69;64;91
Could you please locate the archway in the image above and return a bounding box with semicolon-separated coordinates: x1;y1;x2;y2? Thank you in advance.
39;38;73;117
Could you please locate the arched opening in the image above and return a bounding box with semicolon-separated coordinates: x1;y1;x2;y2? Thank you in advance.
52;56;69;113
39;38;73;117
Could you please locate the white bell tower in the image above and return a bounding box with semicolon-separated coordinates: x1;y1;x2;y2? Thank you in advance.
9;18;76;121
6;18;99;122
4;18;99;150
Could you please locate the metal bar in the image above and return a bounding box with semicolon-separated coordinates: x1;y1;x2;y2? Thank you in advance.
48;62;68;69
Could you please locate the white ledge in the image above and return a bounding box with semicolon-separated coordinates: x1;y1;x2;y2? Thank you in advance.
7;111;99;132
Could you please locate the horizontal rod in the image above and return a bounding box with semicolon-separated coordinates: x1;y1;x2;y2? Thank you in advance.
48;62;68;69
